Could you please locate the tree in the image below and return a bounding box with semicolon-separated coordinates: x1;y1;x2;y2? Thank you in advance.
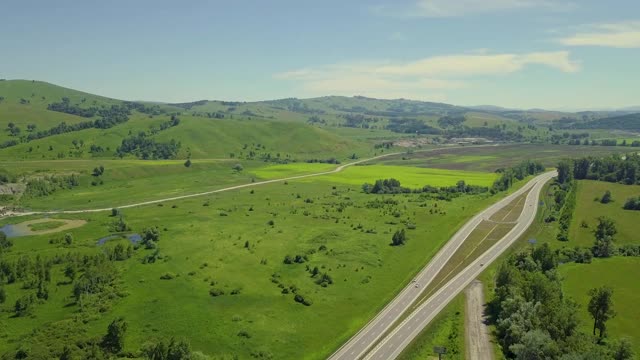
510;329;559;360
14;294;35;317
142;338;192;359
92;166;105;176
64;264;76;282
143;226;160;243
0;231;12;252
102;317;128;353
588;287;616;338
391;229;407;246
59;346;73;360
600;190;613;204
593;217;617;257
623;197;640;210
232;163;243;172
64;233;73;245
0;286;6;304
184;159;192;168
557;161;573;184
113;215;130;232
611;338;634;360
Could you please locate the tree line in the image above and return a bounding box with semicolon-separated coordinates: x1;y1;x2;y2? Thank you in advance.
116;132;181;160
558;153;639;185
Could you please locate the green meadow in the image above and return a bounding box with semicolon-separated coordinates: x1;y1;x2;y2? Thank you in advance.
0;173;514;358
302;164;498;188
4;160;342;211
569;180;640;248
561;257;640;354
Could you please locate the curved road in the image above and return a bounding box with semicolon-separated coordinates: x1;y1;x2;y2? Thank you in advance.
2;144;502;218
363;171;556;360
328;171;555;360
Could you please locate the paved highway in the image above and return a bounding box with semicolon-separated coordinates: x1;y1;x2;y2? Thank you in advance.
329;171;556;360
362;171;556;360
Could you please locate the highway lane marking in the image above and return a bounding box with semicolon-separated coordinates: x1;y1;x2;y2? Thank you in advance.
361;173;556;360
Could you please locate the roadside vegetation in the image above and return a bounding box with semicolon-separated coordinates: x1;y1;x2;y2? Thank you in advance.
481;153;640;358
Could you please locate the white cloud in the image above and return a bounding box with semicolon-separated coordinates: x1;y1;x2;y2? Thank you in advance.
374;51;579;76
374;0;575;18
558;21;640;48
274;51;579;100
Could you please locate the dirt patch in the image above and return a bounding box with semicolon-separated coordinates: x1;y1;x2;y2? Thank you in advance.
8;218;87;236
393;137;436;148
0;183;24;195
465;280;494;360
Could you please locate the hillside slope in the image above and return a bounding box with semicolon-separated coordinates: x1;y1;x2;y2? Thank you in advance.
0;80;369;161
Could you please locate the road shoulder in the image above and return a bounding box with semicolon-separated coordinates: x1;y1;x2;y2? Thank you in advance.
465;280;494;360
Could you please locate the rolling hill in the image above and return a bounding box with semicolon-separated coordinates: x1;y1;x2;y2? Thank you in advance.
1;79;631;165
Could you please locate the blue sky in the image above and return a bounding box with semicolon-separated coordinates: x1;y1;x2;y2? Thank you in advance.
1;0;639;109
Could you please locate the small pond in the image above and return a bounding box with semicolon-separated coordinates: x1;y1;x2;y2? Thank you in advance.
0;223;27;238
97;233;142;246
0;218;87;237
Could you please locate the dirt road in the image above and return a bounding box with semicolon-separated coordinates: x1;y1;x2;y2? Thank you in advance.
2;144;503;218
465;280;494;360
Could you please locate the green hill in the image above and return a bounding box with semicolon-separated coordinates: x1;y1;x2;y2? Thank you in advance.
576;113;640;131
0;80;371;162
0;79;565;165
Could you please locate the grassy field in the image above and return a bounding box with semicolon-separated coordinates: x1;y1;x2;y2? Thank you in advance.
3;160;342;211
568;180;640;248
561;257;640;354
304;164;498;188
374;144;629;172
0;170;516;358
3;160;496;211
26;220;66;231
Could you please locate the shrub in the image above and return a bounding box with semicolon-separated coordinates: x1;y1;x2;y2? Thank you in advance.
209;288;225;297
294;294;313;306
391;229;407;246
623;197;640;210
160;272;176;280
